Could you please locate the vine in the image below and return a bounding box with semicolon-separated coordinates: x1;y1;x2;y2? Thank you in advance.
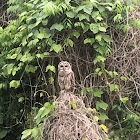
0;0;139;139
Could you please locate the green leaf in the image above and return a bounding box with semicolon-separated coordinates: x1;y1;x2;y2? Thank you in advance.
41;108;51;118
91;11;99;19
44;102;51;107
42;19;48;25
51;44;62;53
21;129;32;140
100;124;108;133
46;65;55;73
28;20;41;29
21;37;27;46
98;113;109;121
10;80;20;88
84;38;95;45
7;63;14;75
107;71;113;78
135;101;140;107
90;23;99;34
98;6;105;13
66;11;75;18
75;5;85;13
25;65;37;73
49;77;54;84
50;23;64;31
28;39;39;47
44;52;50;56
69;101;76;109
81;88;87;95
37;33;45;39
0;129;8;139
18;97;24;103
107;71;118;78
64;39;74;47
96;15;103;21
12;66;20;76
95;68;101;73
0;115;3;125
86;87;93;93
109;84;119;92
77;13;89;21
31;127;40;138
102;35;113;42
120;97;128;103
120;76;127;81
20;53;34;62
96;100;108;110
82;138;88;140
93;56;106;64
40;92;43;97
95;34;102;42
83;5;93;14
94;88;103;97
99;26;106;32
36;53;44;59
71;30;80;38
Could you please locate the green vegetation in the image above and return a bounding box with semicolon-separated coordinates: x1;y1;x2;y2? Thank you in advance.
0;0;139;139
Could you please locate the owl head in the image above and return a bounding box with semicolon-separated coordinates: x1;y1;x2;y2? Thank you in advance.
58;61;72;72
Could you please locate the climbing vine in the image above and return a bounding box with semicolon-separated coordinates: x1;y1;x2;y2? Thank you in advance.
0;0;139;139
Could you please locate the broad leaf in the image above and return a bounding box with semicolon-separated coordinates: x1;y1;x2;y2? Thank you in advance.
71;30;80;38
99;26;106;32
7;63;14;75
50;23;64;31
69;101;76;109
66;11;75;18
25;65;37;73
90;23;99;34
103;35;113;42
18;97;24;103
109;84;119;92
120;76;127;81
31;127;40;138
21;129;32;140
95;34;102;42
96;100;108;110
83;5;93;14
98;113;109;121
36;53;44;59
94;88;103;97
82;138;88;140
100;124;108;132
77;13;89;21
0;129;8;139
51;44;62;53
64;39;74;47
49;77;54;84
41;108;51;118
84;38;95;45
120;97;128;103
93;56;106;64
10;80;20;88
46;65;55;73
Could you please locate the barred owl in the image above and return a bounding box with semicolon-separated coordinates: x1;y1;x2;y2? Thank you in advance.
58;61;75;92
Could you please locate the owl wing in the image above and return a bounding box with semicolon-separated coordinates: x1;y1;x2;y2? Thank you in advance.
71;71;75;88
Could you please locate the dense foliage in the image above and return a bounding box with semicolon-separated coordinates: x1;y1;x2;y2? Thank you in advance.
0;0;140;139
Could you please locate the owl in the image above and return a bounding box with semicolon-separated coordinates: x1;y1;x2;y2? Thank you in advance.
58;61;75;92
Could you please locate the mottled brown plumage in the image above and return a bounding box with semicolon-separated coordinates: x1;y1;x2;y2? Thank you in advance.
58;61;75;92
